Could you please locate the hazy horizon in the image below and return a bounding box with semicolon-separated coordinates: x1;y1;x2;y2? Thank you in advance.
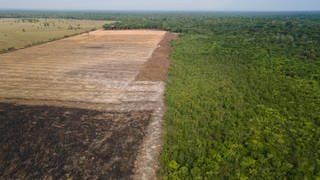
1;0;320;11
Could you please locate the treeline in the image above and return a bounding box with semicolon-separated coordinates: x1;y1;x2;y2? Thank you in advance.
104;14;320;63
101;13;320;179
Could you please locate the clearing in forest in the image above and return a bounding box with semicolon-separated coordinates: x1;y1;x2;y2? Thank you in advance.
0;30;176;179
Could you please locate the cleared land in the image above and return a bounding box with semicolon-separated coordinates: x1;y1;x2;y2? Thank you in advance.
0;30;174;179
0;18;108;52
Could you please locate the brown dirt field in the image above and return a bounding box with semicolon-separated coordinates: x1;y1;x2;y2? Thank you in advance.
0;30;175;179
135;32;178;81
0;30;166;108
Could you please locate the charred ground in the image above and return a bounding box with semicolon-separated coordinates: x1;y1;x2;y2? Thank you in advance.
0;103;152;179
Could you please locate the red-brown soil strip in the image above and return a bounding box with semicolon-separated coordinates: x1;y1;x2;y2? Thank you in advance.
132;32;178;180
135;32;178;82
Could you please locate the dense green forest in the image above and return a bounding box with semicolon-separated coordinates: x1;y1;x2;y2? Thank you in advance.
103;12;320;179
1;10;320;179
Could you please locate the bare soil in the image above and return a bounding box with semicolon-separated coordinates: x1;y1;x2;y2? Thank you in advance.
135;32;178;81
0;30;166;108
0;30;174;179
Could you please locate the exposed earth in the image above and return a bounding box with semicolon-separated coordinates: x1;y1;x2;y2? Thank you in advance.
0;30;176;179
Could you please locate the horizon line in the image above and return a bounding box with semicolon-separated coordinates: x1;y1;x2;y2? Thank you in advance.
1;8;320;13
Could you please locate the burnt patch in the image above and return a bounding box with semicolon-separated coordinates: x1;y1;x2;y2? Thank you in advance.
0;103;152;179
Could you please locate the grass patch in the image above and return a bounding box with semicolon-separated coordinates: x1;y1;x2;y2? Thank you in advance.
0;18;111;52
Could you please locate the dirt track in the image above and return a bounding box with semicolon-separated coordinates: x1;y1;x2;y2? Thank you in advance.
0;30;176;179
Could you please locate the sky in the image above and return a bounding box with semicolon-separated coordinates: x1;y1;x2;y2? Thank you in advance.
1;0;320;11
